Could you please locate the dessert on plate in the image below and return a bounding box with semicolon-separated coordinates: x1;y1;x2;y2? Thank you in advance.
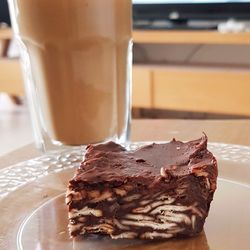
66;135;218;239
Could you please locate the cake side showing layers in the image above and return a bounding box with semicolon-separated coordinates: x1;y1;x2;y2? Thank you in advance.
66;135;218;239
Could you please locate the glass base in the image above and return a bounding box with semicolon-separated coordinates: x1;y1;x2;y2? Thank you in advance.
36;132;130;153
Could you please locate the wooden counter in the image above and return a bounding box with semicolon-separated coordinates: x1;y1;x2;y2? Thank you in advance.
133;30;250;45
2;28;250;45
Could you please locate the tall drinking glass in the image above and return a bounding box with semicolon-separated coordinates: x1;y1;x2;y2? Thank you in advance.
8;0;132;152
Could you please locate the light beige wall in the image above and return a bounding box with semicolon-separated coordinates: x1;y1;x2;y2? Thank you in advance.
134;44;250;67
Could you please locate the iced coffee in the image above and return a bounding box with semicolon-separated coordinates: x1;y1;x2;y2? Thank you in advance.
8;0;132;148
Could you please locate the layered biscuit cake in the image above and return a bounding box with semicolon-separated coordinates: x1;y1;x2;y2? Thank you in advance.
66;135;217;239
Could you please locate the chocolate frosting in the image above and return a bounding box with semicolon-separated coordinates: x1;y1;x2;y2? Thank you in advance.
70;135;217;186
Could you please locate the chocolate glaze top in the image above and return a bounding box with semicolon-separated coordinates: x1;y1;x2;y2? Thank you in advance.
70;135;217;187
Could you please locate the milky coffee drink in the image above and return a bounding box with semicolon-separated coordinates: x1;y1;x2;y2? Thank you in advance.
13;0;132;145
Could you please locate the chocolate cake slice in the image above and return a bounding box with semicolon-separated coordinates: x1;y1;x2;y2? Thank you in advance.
66;135;217;239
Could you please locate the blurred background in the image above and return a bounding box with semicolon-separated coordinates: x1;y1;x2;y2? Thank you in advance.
1;0;250;154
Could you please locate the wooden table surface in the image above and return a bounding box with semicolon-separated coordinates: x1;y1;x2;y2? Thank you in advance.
1;119;250;169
